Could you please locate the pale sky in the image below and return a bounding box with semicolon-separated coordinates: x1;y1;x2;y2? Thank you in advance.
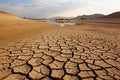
0;0;120;18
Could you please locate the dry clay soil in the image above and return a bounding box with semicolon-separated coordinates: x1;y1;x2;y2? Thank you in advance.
0;18;120;80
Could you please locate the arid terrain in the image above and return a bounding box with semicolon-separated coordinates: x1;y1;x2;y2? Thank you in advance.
0;11;120;80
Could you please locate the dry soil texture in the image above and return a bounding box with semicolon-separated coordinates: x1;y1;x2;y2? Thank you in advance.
0;11;120;80
0;21;120;80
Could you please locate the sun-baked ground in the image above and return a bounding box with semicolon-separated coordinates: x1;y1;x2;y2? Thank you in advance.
0;12;120;80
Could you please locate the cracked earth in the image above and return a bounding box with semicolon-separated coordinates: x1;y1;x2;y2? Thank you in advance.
0;26;120;80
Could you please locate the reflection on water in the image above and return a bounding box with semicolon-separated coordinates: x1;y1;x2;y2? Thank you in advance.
47;21;76;27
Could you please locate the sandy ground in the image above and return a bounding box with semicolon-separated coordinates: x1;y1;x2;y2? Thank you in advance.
0;14;120;80
0;15;56;47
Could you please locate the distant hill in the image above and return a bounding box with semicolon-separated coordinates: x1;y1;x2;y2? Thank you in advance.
0;11;15;16
74;14;105;19
101;11;120;19
50;16;62;20
50;16;74;20
0;11;22;20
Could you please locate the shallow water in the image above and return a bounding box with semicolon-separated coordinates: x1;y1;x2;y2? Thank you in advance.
47;21;76;27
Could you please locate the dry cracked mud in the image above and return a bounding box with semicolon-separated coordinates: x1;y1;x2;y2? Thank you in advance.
0;26;120;80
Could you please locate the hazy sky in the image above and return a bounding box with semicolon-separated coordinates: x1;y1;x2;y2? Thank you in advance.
0;0;120;18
